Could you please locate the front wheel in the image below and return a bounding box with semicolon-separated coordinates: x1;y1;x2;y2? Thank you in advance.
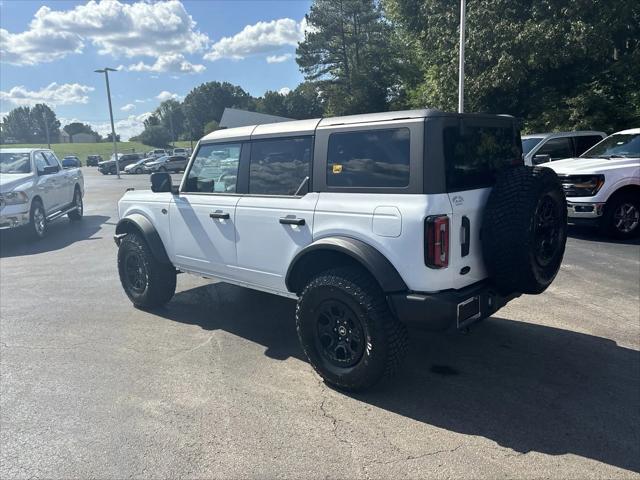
602;192;640;239
29;199;47;239
135;167;143;174
296;267;408;392
117;232;176;309
158;166;167;172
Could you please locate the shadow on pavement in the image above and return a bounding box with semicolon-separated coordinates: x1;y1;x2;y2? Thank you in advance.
0;215;109;258
154;282;640;474
567;224;640;245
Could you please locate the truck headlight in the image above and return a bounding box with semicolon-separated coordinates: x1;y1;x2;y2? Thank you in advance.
560;175;605;197
0;191;29;205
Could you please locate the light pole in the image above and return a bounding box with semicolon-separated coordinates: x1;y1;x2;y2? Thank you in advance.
458;0;466;113
95;67;120;178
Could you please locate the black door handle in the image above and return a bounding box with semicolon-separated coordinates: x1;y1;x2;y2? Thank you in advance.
279;217;305;226
210;212;230;219
461;216;471;257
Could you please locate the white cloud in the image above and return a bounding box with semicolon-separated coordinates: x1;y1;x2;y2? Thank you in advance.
278;87;291;95
127;53;205;74
62;112;152;141
120;103;135;112
205;18;304;61
156;91;181;102
1;0;209;66
0;82;94;106
266;53;293;64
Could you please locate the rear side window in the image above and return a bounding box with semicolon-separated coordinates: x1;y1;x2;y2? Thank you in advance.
574;135;603;155
249;136;313;195
184;142;241;193
327;128;410;188
443;125;521;192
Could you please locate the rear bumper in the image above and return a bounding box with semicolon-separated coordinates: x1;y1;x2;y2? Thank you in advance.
388;281;521;331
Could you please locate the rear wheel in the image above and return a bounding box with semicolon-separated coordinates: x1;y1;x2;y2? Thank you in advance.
159;166;167;172
296;267;408;392
29;199;47;239
68;187;83;221
117;232;176;309
602;192;640;239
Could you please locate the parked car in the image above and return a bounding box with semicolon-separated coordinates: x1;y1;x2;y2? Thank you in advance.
124;158;156;174
114;109;567;391
98;153;142;175
86;155;102;166
0;148;84;238
61;156;81;168
144;155;187;173
547;128;640;238
145;149;167;160
171;147;188;157
522;131;606;165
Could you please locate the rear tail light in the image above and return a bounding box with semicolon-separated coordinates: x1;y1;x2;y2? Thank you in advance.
425;215;449;268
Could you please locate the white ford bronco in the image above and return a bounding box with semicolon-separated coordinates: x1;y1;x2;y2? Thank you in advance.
115;110;567;391
0;148;84;238
547;128;640;239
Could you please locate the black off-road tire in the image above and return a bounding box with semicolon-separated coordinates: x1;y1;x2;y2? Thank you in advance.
482;166;567;295
601;192;640;239
29;199;47;240
296;267;408;392
68;187;83;221
117;232;176;309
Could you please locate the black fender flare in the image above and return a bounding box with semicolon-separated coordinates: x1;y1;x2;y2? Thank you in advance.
285;236;408;294
115;213;171;264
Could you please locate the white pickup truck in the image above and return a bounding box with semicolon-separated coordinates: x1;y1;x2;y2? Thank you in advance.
0;148;84;238
547;128;640;238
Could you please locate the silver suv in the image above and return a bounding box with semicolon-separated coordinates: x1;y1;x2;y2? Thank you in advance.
114;109;567;391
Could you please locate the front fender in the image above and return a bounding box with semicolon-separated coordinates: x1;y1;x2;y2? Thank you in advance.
115;213;171;264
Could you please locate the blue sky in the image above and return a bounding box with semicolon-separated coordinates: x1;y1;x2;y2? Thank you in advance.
0;0;311;139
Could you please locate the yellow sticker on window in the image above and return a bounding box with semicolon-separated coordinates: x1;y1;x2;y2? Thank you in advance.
332;164;343;174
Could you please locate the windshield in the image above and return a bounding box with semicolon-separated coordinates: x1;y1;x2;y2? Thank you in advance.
581;134;640;158
0;152;31;174
522;137;543;155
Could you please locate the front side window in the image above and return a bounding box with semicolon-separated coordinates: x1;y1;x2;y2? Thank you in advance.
249;137;313;195
184;143;241;193
35;153;48;174
522;137;543;155
327;128;410;188
0;152;31;174
537;137;573;160
43;151;60;168
443;124;521;192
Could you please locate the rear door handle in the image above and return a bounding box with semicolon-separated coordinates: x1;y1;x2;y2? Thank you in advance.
209;212;230;219
279;217;305;226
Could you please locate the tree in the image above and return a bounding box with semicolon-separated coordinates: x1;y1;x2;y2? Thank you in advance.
155;100;185;143
384;0;640;132
31;104;61;143
182;81;253;139
137;125;171;148
2;107;33;143
256;82;325;119
144;114;161;128
105;132;121;142
1;105;61;143
203;120;219;135
296;0;401;115
64;122;96;136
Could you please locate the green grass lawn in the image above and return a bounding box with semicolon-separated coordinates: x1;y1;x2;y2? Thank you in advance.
0;141;195;165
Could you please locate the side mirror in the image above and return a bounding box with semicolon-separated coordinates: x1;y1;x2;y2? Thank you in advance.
150;172;172;193
533;154;551;165
42;165;59;175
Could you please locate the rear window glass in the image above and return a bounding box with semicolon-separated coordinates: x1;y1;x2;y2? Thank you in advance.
443;125;521;192
327;128;410;188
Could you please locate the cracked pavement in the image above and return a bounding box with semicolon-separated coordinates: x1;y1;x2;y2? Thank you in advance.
1;169;639;479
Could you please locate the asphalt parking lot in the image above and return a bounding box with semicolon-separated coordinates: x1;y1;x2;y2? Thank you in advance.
1;168;639;479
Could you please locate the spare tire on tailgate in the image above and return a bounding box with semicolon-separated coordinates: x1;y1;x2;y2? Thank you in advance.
482;166;567;295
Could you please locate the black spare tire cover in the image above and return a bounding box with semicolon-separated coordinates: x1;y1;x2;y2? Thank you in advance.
482;166;567;295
